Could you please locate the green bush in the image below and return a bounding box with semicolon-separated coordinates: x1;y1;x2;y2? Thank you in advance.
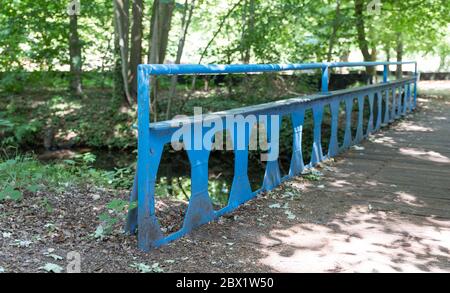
0;72;27;93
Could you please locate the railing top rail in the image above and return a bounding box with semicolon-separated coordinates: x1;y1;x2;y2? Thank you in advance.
139;61;417;76
149;76;416;131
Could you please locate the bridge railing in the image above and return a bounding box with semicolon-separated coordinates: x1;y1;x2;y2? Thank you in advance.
127;61;418;251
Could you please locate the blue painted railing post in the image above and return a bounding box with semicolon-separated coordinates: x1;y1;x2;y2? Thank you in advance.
321;65;329;93
229;122;253;208
402;84;408;115
390;87;396;122
137;66;157;251
383;65;390;124
289;110;306;176
343;96;353;149
406;83;412;112
367;92;374;134
383;65;388;83
383;88;390;125
263;116;282;190
328;100;340;157
413;63;418;109
311;103;325;165
375;91;382;130
314;65;328;163
183;146;215;233
355;95;365;142
395;87;401;119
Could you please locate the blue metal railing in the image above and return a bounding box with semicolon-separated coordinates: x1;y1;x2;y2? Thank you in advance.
127;61;418;251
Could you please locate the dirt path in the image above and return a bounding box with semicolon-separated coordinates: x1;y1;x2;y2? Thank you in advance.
1;82;449;273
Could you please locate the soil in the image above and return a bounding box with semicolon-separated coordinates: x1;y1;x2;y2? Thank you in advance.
0;163;347;273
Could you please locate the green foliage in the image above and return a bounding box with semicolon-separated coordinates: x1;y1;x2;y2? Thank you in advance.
105;166;135;189
0;154;134;202
0;185;23;201
0;98;43;147
0;0;448;72
41;198;54;213
0;78;136;149
95;198;136;239
0;72;27;93
0;157;46;202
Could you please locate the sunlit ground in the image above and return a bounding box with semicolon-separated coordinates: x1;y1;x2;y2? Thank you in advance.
418;80;450;98
257;83;450;272
260;206;450;272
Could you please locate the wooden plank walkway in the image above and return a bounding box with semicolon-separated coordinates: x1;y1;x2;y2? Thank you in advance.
251;90;450;272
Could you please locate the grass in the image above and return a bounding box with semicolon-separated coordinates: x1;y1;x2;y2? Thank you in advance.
0;153;133;202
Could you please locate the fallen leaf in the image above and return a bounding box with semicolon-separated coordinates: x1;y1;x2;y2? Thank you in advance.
131;262;164;273
130;263;152;273
352;145;365;151
165;260;175;264
93;225;105;240
151;263;164;273
45;253;64;261
40;263;63;273
269;203;281;209
285;210;296;220
11;240;32;248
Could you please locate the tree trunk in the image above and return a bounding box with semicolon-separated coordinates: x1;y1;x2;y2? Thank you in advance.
327;0;341;62
113;0;132;106
240;0;255;64
129;0;143;102
166;0;196;120
385;43;390;61
354;0;376;78
158;1;174;64
354;0;371;62
69;14;82;96
148;0;174;64
148;0;175;122
148;0;158;64
371;45;377;83
396;33;403;79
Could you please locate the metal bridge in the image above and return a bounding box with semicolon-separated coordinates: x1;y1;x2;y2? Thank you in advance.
126;61;418;252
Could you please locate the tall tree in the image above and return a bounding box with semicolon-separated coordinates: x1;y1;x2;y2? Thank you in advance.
129;0;144;100
166;0;196;120
354;0;376;78
113;0;133;106
148;0;175;64
354;0;371;61
240;0;255;63
69;11;83;96
148;0;175;121
327;0;341;62
395;32;403;79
